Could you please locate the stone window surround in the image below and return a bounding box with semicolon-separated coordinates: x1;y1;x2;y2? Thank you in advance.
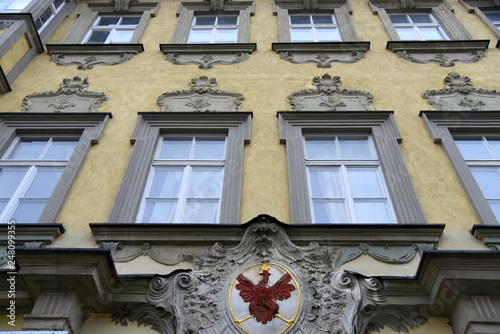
459;0;500;48
271;0;370;67
108;112;252;224
0;112;110;224
421;110;500;225
279;111;426;224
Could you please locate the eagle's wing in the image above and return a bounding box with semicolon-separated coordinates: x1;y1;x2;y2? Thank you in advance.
270;273;295;301
235;274;256;302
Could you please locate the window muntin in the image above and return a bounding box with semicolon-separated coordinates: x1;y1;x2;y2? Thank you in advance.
484;11;500;30
187;15;239;43
137;136;227;224
289;14;341;42
304;136;396;224
0;137;78;223
455;137;500;221
83;15;141;44
389;13;448;41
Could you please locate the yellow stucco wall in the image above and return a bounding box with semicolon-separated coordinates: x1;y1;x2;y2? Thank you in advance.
0;33;30;75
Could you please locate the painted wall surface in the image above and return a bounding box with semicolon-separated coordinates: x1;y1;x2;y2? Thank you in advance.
0;33;30;74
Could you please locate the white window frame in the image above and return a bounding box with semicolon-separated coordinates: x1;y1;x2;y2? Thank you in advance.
136;135;227;224
187;14;239;44
34;0;65;32
82;15;142;44
288;13;341;42
388;13;449;41
484;11;500;29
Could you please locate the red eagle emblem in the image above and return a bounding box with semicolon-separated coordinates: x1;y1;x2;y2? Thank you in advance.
235;264;296;324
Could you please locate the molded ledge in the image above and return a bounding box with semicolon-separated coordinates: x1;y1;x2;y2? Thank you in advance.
46;43;144;54
471;224;500;250
386;40;490;52
272;41;370;53
0;223;64;245
160;43;257;54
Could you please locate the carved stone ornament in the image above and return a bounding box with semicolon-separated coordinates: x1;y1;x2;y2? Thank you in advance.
165;52;250;70
111;216;429;334
204;0;226;10
50;53;135;71
157;76;244;112
288;73;373;111
422;72;500;110
21;76;109;113
0;21;14;30
279;50;365;68
396;49;485;67
113;0;138;11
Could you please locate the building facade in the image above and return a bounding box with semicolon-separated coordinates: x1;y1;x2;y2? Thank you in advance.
1;0;500;333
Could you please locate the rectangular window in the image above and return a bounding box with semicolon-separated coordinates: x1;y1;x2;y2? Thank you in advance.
137;136;226;224
289;14;341;42
455;137;500;222
0;0;31;12
34;0;65;31
187;15;239;43
389;13;449;41
83;15;141;44
304;136;395;223
484;11;500;30
0;137;78;223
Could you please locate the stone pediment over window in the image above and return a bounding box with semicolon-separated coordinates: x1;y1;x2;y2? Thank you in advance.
287;73;373;111
21;76;109;113
157;76;244;112
421;72;500;110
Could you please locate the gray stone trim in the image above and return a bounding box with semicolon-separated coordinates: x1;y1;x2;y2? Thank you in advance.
58;1;158;44
24;0;77;43
0;14;44;93
108;112;252;224
420;110;500;224
0;112;111;224
459;0;500;40
471;224;500;250
279;111;427;224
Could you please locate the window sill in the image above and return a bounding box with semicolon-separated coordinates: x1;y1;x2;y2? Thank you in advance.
386;40;490;67
160;43;257;69
46;44;144;70
472;224;500;250
271;42;370;68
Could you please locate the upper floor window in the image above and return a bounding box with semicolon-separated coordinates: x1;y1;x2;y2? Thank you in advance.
34;0;65;31
455;137;500;222
304;136;395;223
484;11;500;30
289;14;341;42
0;0;31;13
187;15;239;43
389;13;448;41
137;136;226;224
83;15;141;44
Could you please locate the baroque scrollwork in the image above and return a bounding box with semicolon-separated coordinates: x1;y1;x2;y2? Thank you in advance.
157;76;244;112
50;53;135;71
21;76;109;113
165;52;250;70
0;21;14;30
422;72;500;110
279;50;366;68
288;73;374;111
396;50;485;67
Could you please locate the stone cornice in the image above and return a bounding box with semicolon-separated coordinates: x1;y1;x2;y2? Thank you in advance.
387;39;490;52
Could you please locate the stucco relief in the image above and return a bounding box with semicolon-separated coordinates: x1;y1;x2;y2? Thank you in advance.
396;50;485;67
422;72;500;110
164;52;251;70
21;76;109;113
111;216;428;334
50;53;135;71
279;50;366;68
288;73;373;111
157;76;244;112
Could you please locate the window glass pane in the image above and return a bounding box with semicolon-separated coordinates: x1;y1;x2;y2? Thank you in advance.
290;28;314;42
39;6;53;24
290;15;311;24
9;140;47;159
0;200;7;214
10;199;47;223
188;167;223;198
312;15;334;24
471;168;500;199
6;0;31;11
390;15;410;23
121;16;140;25
316;28;340;41
44;141;78;160
409;14;433;23
312;200;347;223
183;200;219;223
455;139;491;159
24;168;63;198
308;167;343;198
485;12;500;21
218;16;238;25
339;139;373;159
98;16;120;26
214;29;238;43
193;139;225;159
54;0;64;9
489;200;500;222
142;200;176;223
396;27;419;40
86;31;109;43
354;200;392;223
305;138;337;159
113;30;135;43
488;139;500;158
347;167;384;198
159;138;192;159
419;27;445;40
195;16;216;25
148;167;183;198
0;168;28;197
188;29;212;43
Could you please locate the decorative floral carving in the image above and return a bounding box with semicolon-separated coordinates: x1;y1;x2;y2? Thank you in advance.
50;53;135;70
165;52;250;69
157;76;244;112
288;73;374;111
113;0;138;11
0;21;14;30
422;72;500;111
396;50;485;67
279;50;366;68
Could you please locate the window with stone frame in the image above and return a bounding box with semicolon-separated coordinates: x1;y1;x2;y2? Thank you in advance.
82;15;142;44
459;0;500;43
187;14;239;44
388;12;449;40
108;112;251;224
288;13;341;42
0;113;110;224
279;111;426;224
